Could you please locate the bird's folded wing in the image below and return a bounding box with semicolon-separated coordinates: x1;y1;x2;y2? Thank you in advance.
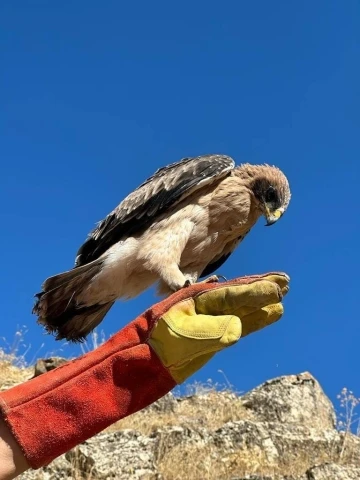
75;154;235;267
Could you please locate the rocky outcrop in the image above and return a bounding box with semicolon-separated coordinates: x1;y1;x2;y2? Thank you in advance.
33;357;68;377
240;372;336;429
15;371;360;480
302;464;360;480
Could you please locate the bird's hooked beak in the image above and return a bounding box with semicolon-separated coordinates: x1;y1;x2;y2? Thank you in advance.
264;206;284;226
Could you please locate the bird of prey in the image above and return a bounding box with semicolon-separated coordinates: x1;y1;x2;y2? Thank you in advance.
33;154;291;342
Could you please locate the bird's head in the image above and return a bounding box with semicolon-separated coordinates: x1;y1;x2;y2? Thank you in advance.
238;164;291;226
251;166;291;226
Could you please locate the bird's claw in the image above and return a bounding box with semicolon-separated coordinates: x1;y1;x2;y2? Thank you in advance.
198;274;227;285
216;275;228;282
182;274;228;290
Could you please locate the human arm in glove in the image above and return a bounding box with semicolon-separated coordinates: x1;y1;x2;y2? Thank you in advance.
0;272;289;479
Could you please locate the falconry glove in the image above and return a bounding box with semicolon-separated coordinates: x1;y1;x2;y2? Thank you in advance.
0;272;289;469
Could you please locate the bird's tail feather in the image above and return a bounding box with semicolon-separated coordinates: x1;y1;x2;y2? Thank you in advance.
33;260;114;342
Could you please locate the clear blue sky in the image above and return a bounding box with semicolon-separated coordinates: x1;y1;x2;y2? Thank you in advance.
1;1;359;407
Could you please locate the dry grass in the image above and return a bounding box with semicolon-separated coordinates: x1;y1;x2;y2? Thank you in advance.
157;433;359;480
0;350;33;391
0;328;41;390
107;389;253;436
337;387;360;436
158;442;255;480
157;443;324;480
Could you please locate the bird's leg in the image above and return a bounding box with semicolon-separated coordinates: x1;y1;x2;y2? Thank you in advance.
157;263;189;293
156;264;225;297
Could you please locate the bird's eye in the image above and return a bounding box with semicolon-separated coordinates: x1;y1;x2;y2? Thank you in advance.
265;186;277;203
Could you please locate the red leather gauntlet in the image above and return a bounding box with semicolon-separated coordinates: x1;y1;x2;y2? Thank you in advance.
0;273;289;469
0;309;175;469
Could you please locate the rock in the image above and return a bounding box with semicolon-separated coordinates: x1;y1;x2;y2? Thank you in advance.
231;476;274;480
152;425;204;462
144;392;178;414
213;421;279;464
304;463;360;480
15;371;360;480
33;357;68;377
214;419;360;472
79;429;158;478
241;372;336;430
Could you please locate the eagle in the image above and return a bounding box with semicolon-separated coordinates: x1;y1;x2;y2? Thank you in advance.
33;154;291;342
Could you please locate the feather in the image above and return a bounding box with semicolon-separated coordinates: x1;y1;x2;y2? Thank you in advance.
34;156;291;342
75;154;235;267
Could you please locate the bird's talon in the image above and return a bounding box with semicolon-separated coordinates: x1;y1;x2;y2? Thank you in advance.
199;275;220;284
183;280;192;288
217;275;228;282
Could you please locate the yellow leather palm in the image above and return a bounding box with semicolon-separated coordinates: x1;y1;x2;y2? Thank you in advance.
148;273;289;384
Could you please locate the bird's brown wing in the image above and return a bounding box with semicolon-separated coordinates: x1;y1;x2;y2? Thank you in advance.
199;232;249;278
75;154;235;267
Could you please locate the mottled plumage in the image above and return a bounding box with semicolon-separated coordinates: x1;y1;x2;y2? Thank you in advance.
33;154;291;342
